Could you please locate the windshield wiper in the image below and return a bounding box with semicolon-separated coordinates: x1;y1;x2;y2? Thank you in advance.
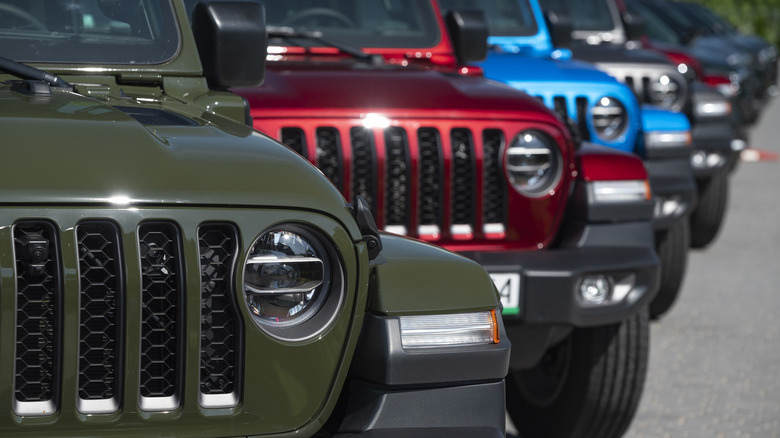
267;26;375;62
0;56;72;89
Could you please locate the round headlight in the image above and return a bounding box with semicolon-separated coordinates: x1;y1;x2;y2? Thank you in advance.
648;74;683;110
243;225;343;339
503;131;562;197
592;97;628;141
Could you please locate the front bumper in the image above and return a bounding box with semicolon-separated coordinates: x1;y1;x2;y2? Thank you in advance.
462;223;658;329
690;117;740;178
333;314;510;436
644;157;697;230
460;221;657;370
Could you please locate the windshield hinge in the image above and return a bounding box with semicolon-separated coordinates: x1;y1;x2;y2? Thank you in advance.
117;72;164;85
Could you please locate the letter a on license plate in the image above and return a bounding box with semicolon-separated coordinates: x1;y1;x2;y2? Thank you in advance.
490;273;521;316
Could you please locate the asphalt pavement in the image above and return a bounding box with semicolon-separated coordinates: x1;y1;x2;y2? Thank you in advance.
509;94;780;438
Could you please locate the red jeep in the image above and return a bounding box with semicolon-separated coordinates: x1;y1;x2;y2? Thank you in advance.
233;1;659;436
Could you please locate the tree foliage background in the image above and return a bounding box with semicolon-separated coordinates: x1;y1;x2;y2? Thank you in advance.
688;0;779;48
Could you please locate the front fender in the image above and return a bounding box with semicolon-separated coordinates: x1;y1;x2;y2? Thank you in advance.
367;233;500;315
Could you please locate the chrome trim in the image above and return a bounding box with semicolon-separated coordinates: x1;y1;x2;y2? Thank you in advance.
451;224;473;237
78;397;120;415
384;225;408;236
483;223;506;236
14;400;57;416
139;394;181;412
199;392;240;409
417;224;441;238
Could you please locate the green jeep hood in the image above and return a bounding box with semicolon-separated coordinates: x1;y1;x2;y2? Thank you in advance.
1;85;352;224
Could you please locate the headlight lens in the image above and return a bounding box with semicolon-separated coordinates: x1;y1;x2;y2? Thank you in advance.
504;131;562;197
648;74;683;111
592;97;628;141
244;225;334;330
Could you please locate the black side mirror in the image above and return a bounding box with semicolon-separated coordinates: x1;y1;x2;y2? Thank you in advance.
544;10;573;49
621;11;646;42
445;10;488;64
191;1;267;89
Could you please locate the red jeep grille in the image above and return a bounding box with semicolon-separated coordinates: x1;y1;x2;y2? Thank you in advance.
279;123;509;243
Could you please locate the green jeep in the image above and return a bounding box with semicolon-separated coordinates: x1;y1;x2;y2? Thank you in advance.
0;1;510;437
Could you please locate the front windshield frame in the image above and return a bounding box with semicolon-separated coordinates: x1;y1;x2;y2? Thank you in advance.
625;1;681;45
538;0;617;32
438;0;539;37
0;0;181;65
261;0;441;50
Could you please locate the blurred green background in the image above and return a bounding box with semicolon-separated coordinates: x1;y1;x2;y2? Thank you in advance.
690;0;780;47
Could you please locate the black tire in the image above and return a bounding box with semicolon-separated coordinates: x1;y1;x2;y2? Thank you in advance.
506;308;649;438
689;172;729;249
649;219;689;319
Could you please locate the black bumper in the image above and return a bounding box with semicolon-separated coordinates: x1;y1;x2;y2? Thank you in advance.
332;314;510;436
334;428;504;438
643;156;697;230
691;117;740;178
332;382;506;438
462;221;658;328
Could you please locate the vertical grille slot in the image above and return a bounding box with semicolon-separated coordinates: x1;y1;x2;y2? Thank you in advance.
281;127;308;158
13;221;62;416
138;222;184;411
450;128;476;237
350;127;378;216
553;96;568;121
482;129;506;236
384;127;411;235
641;76;652;104
418;128;444;237
77;221;123;414
199;224;242;408
624;76;635;94
316;127;344;191
576;97;591;141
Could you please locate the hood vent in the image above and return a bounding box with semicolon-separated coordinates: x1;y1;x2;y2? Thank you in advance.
114;106;198;126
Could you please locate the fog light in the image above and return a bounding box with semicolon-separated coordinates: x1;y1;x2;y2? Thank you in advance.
399;310;499;349
691;151;725;169
654;195;682;218
579;275;610;305
731;138;747;152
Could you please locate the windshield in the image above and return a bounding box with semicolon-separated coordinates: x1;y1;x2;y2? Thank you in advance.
438;0;538;37
261;0;440;49
538;0;615;31
0;0;180;64
625;1;681;45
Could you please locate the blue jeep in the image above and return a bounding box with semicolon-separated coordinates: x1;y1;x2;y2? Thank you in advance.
536;0;741;252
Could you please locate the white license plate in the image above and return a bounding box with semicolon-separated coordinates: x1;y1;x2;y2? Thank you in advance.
490;273;521;316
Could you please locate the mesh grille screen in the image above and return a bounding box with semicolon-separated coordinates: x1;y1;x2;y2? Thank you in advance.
199;225;241;396
14;222;61;404
138;223;183;399
77;221;122;401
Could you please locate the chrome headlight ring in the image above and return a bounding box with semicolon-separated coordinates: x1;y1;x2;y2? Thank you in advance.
503;130;563;198
243;224;344;341
591;96;629;142
648;74;684;111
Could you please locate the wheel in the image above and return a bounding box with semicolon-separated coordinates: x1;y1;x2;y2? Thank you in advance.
282;8;357;28
506;308;649;438
689;172;729;249
649;219;689;319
